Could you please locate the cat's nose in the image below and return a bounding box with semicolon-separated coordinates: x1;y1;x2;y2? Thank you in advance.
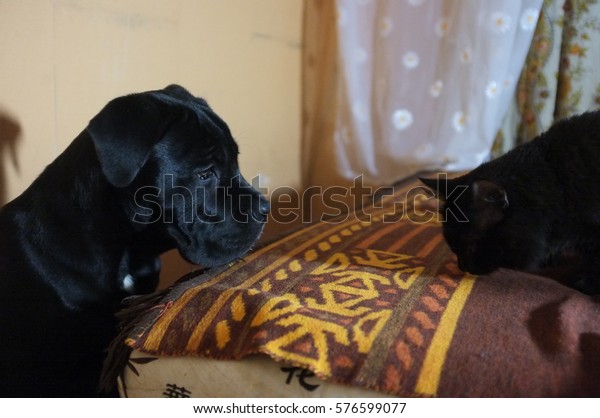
457;258;468;272
457;256;478;274
459;258;495;275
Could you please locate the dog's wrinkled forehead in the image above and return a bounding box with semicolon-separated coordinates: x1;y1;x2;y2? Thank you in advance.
152;87;239;164
152;88;229;135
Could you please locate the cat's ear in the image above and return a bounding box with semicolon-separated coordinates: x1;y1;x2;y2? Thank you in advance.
418;177;441;197
419;176;462;201
471;179;508;210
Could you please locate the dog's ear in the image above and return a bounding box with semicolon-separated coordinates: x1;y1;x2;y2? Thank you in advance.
87;92;182;188
163;84;192;97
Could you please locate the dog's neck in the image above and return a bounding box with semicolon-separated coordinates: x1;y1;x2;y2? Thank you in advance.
5;132;173;309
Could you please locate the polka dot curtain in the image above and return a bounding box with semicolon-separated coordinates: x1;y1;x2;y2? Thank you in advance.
332;0;542;184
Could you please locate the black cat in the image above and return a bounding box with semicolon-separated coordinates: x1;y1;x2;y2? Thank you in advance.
420;110;600;294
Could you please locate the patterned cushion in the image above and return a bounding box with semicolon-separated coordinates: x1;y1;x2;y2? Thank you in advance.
120;176;600;397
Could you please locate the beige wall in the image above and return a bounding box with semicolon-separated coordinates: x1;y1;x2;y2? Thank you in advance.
0;0;302;199
0;0;303;284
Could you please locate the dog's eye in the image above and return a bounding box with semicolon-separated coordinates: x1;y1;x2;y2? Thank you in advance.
196;169;215;181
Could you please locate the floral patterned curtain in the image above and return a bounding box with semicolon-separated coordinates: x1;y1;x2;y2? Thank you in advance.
494;0;600;155
302;0;542;189
303;0;600;191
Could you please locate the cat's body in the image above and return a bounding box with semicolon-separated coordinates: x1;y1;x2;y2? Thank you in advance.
421;110;600;294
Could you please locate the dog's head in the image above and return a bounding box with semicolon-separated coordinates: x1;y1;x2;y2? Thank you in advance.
87;84;269;267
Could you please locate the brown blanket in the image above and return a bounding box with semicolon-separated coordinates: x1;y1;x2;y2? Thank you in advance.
116;177;600;397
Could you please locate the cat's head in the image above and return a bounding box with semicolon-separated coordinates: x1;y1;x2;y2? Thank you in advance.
420;175;510;274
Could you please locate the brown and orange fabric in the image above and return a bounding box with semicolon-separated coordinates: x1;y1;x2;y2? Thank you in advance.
114;177;600;397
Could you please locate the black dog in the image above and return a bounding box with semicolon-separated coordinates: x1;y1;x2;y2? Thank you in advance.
0;85;268;397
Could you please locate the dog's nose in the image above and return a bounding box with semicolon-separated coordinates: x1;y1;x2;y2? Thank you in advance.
255;195;269;222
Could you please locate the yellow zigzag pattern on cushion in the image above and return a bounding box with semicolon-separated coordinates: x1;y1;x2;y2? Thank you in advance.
179;212;387;353
305;270;390;317
352;249;414;269
251;294;303;327
247;248;425;378
264;315;350;376
252;292;392;359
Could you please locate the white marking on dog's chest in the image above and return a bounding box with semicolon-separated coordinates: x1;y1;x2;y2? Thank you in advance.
121;273;135;293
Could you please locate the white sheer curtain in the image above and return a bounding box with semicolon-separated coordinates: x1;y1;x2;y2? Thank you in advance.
332;0;542;184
